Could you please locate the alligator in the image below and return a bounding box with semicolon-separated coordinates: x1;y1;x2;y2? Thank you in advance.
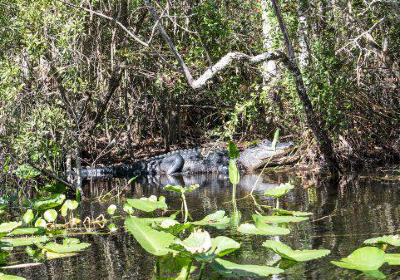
81;140;293;180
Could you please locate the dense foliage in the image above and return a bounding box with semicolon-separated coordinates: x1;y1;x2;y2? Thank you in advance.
1;0;399;187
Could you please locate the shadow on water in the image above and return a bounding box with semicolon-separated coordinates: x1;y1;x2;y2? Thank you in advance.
10;172;400;279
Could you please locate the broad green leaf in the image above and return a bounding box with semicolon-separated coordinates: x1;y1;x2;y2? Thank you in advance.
164;185;199;194
127;196;167;212
125;216;175;256
43;209;57;222
228;141;239;159
193;211;230;229
42;183;67;194
15;164;40;179
211;236;240;257
63;200;79;210
22;209;34;224
34;218;46;229
10;227;44;236
1;236;49;247
264;183;294;198
238;223;290;236
262;240;330;261
45;251;78;260
32;194;66;211
44;242;90;253
211;258;283;277
273;208;313;216
0;222;21;234
384;254;400;265
364;235;400;247
177;230;212;254
107;204;117;215
331;247;386;271
252;214;308;224
0;273;26;280
229;159;240;185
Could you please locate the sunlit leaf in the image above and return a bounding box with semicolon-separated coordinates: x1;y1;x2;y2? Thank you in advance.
384;254;400;265
123;203;134;215
43;209;57;223
331;247;386;272
253;214;308;223
164;185;199;194
15;164;40;179
127;196;167;212
229;160;240;185
238;223;289;236
44;241;90;254
364;235;400;247
22;210;34;224
107;204;117;215
32;194;66;211
262;240;330;261
34;218;46;229
10;227;44;236
211;258;283;277
108;223;118;232
1;236;49;247
228;141;239;159
193;211;230;229
264;183;294;198
0;272;26;280
273;208;313;216
0;222;21;234
177;230;212;254
125;216;175;256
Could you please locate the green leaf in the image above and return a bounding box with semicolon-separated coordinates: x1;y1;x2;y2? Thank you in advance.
1;236;49;247
127;196;167;212
107;204;117;215
177;229;212;254
108;223;118;232
211;236;240;257
164;185;199;194
331;247;386;271
43;209;57;223
238;223;290;236
32;194;66;211
264;183;294;198
273;208;313;216
60;204;68;217
34;218;46;229
10;227;44;236
228;141;239;159
123;203;134;215
229;159;240;185
125;216;175;256
252;214;308;223
15;164;40;179
211;258;283;277
127;176;138;184
63;200;79;210
0;222;21;234
262;240;330;261
44;242;90;253
0;273;26;280
22;209;34;224
384;254;400;265
271;129;280;150
193;211;230;229
364;235;400;247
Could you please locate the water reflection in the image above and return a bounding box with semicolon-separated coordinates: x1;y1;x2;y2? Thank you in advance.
11;172;400;279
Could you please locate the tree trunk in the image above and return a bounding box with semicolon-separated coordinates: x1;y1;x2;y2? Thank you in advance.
271;0;339;172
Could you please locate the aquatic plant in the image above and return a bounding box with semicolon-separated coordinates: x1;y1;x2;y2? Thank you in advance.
164;185;199;223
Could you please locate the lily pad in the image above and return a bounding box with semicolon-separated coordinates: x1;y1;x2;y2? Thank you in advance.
238;223;290;236
273;208;313;216
262;240;330;261
125;216;175;256
210;258;284;277
193;211;230;229
264;183;294;198
252;214;308;224
331;247;386;271
384;254;400;265
127;196;167;212
44;241;90;253
364;235;400;247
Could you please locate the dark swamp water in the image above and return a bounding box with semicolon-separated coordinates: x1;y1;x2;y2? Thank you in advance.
9;171;400;280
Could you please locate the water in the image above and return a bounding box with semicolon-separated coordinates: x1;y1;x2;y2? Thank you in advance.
9;172;400;279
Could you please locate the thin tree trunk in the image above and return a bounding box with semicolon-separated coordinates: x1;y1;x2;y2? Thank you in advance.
271;0;339;172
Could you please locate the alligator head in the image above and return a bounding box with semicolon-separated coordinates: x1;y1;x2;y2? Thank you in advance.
237;140;294;171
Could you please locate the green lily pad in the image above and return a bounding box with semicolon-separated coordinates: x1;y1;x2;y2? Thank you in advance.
238;223;290;236
364;235;400;247
264;183;294;198
273;208;313;216
211;258;284;277
262;240;330;261
127;196;167;212
252;214;308;223
125;216;175;256
384;254;400;265
193;211;230;229
331;247;386;271
44;241;90;253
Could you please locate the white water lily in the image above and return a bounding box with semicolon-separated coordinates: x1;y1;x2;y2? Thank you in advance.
179;229;212;254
